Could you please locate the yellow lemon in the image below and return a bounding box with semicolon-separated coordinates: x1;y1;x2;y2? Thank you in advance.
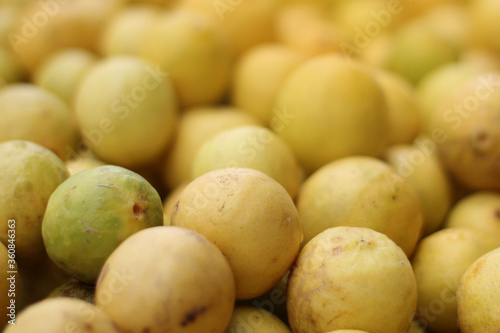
191;125;300;199
225;305;291;333
287;226;417;333
428;72;500;190
273;54;388;173
444;191;500;238
4;298;120;333
373;68;420;145
297;156;423;256
74;56;178;168
0;84;79;160
162;106;260;189
231;43;306;124
139;8;232;108
95;226;235;332
411;227;500;333
171;168;303;300
384;138;453;236
99;4;160;56
456;247;500;333
33;48;97;106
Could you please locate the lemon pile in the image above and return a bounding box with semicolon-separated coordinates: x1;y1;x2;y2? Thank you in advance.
0;0;500;332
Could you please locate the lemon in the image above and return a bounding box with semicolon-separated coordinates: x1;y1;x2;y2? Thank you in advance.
428;72;500;190
99;4;160;56
10;0;122;73
162;106;260;189
444;191;500;238
469;0;500;56
0;141;69;261
33;48;97;106
4;298;120;333
139;8;232;108
42;165;164;284
0;84;79;160
456;247;500;333
273;54;388;173
373;69;420;145
74;56;178;168
171;168;302;300
384;138;453;236
225;305;291;333
382;18;458;85
232;43;306;124
329;0;404;44
178;0;280;56
191;125;300;199
0;4;21;49
275;2;341;57
297;156;423;256
95;226;235;332
411;227;500;333
287;226;417;333
416;62;489;133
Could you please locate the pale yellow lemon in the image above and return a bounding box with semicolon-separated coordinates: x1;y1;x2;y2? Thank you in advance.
178;0;281;56
384;138;453;236
95;226;235;333
139;8;232;109
171;168;303;300
456;247;500;333
191;125;300;199
444;191;500;238
0;84;79;160
99;4;160;56
225;305;291;333
4;298;120;333
162;106;260;189
74;56;178;168
275;2;341;57
287;226;417;333
373;69;420;145
9;0;122;73
33;48;98;106
273;54;388;173
411;227;500;333
297;156;423;256
416;62;489;133
231;43;306;124
468;0;500;56
428;72;500;190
